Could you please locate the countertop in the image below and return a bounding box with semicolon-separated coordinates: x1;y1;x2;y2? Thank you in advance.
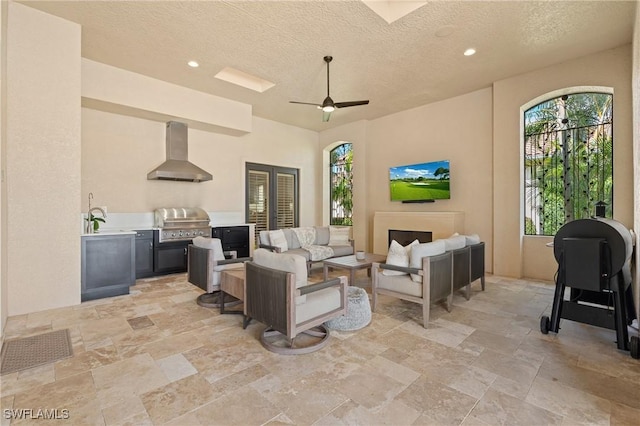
81;230;137;238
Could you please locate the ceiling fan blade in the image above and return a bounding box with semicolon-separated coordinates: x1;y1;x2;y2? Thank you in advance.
322;110;332;122
290;101;322;107
334;100;370;108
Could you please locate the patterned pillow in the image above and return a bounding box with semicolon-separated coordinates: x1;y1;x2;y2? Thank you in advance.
383;239;418;276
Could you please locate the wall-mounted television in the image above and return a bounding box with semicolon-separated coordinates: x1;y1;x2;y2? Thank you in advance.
389;160;450;202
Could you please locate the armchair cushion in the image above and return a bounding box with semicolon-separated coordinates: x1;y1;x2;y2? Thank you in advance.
328;226;350;246
410;240;446;282
253;248;308;304
376;273;423;297
297;287;342;324
268;229;289;252
193;236;225;261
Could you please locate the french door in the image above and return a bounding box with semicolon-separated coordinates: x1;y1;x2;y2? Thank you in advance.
246;163;299;245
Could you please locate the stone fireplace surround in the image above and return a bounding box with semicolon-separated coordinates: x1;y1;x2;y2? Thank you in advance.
373;211;465;254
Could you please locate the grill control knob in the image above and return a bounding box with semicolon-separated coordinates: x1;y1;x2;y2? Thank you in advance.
171;233;176;237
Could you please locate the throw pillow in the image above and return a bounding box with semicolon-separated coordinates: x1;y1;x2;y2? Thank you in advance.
328;226;350;246
382;239;418;276
268;229;288;252
409;240;447;282
192;236;225;261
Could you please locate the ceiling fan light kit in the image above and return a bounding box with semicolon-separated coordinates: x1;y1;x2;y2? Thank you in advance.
290;55;369;122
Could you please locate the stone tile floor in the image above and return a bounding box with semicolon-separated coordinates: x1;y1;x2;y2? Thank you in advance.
1;270;639;425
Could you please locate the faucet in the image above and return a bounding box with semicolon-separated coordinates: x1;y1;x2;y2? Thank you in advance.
86;206;107;234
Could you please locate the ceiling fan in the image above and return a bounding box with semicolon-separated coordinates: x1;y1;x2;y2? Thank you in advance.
290;56;369;122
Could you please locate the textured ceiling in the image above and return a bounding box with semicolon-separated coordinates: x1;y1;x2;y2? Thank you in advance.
18;0;638;132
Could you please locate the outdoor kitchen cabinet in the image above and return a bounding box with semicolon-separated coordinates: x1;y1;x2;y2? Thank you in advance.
81;233;135;302
212;225;250;258
134;230;154;278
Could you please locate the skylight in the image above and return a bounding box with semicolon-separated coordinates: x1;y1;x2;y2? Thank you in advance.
361;0;427;24
214;67;275;93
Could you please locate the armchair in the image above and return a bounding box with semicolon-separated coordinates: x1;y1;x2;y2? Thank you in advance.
470;242;485;291
187;236;250;308
372;248;452;328
244;249;348;354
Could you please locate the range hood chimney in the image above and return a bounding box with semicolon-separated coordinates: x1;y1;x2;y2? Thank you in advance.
147;121;212;182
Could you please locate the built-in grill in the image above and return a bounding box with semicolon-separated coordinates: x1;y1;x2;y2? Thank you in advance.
154;207;211;242
152;207;212;275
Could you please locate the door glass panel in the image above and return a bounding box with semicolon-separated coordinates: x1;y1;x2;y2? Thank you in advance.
248;170;269;246
277;173;295;228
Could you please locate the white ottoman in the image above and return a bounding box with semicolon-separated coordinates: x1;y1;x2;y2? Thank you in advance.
326;286;371;331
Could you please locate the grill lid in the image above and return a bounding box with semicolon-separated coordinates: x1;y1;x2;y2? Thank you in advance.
154;207;210;228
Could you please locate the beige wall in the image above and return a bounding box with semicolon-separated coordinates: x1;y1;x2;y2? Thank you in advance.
360;88;494;271
494;45;634;280
1;0;7;337
82;109;319;220
6;3;81;316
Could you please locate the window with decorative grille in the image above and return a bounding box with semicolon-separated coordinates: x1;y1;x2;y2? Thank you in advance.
524;92;613;236
330;143;353;226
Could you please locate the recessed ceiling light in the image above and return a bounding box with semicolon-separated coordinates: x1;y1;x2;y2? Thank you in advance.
187;60;199;68
464;48;476;56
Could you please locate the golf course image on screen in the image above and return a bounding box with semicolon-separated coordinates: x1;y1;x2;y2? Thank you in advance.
389;160;450;201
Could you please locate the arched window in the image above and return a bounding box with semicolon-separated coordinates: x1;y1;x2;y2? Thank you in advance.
524;92;613;236
329;143;353;226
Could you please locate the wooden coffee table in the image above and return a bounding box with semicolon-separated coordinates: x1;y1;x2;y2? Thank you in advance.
323;253;386;285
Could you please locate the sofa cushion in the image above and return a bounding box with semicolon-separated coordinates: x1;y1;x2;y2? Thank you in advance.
409;240;446;282
443;235;466;251
283;228;301;249
383;239;418;276
193;237;225;261
268;229;288;252
463;233;481;245
253;248;308;304
328;245;354;257
315;226;330;245
329;226;350;246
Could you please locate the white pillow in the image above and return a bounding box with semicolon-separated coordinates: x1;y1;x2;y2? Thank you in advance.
382;239;418;276
192;237;225;261
268;229;288;252
443;235;466;251
464;233;481;245
409;240;447;282
328;226;350;246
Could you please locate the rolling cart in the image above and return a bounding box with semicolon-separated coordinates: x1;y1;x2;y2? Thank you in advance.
540;218;639;359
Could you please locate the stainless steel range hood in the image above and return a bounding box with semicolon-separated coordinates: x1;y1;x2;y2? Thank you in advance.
147;121;212;182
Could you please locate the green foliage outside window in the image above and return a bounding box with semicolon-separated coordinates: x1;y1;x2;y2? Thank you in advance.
524;93;613;236
330;143;353;226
